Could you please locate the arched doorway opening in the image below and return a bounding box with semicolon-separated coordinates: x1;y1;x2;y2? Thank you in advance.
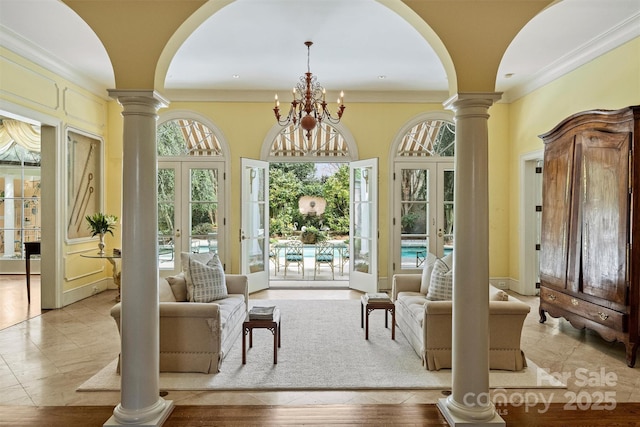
389;113;456;277
156;113;230;276
259;122;365;288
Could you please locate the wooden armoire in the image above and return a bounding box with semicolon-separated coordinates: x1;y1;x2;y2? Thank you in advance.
539;106;639;367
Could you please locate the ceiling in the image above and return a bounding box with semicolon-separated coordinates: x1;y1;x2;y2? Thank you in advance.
1;0;639;103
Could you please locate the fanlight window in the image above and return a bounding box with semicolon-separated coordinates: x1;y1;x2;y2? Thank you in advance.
270;122;349;158
157;119;222;157
397;119;455;157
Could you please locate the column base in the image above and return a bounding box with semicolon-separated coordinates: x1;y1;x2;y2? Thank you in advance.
437;398;505;427
104;399;174;426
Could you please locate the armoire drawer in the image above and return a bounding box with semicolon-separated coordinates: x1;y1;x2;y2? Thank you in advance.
540;288;626;331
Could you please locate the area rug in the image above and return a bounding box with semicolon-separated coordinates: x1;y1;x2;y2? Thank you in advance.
78;299;565;392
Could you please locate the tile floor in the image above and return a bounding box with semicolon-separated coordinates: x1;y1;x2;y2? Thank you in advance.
0;275;639;410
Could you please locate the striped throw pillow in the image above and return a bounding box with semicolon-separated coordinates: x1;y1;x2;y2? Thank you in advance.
426;257;453;301
189;254;227;303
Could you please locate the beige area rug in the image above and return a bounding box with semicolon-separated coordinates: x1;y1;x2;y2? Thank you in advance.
78;299;565;392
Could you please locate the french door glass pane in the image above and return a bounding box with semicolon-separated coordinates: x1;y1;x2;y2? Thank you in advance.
245;167;267;273
352;167;373;274
158;168;176;266
400;168;429;268
189;168;219;254
442;169;454;250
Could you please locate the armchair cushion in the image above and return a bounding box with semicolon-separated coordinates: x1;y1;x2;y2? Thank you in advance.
189;254;227;302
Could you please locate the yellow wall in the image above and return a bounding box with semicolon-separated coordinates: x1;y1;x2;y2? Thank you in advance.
0;47;111;295
507;36;640;281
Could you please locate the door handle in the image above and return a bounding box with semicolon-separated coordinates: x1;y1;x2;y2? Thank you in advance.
240;229;246;242
437;228;443;238
175;229;181;237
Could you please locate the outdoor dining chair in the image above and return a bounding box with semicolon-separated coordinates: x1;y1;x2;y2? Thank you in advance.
314;240;335;279
284;240;304;278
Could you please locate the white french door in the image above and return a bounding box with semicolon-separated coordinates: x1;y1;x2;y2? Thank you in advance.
349;158;378;293
240;158;270;293
393;160;454;274
157;160;224;276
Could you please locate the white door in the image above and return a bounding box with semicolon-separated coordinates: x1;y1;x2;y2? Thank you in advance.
158;161;224;275
349;158;378;293
393;161;454;274
241;158;270;293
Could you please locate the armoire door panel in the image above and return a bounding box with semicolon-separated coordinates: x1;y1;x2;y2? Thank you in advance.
540;134;575;289
577;130;630;305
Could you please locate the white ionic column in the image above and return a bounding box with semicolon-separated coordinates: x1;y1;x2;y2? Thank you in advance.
105;90;172;427
437;93;504;426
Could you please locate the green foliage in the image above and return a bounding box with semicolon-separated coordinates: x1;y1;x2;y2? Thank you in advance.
268;162;350;237
85;213;118;237
157;121;186;156
300;225;327;243
322;165;350;234
271;162;315;182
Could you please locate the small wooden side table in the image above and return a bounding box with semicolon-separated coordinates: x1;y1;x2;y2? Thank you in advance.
360;293;395;340
242;308;281;365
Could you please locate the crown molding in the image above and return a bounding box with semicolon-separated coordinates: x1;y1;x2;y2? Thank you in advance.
161;88;450;104
501;11;640;104
0;24;112;100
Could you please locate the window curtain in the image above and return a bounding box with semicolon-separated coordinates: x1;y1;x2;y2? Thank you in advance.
0;119;41;154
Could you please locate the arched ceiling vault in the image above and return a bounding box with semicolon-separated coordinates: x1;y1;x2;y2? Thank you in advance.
403;0;554;93
64;0;559;97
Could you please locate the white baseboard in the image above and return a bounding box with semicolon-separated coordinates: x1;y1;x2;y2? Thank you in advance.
62;278;111;306
489;277;510;290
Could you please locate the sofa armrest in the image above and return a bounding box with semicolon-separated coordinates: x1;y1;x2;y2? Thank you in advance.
225;274;249;311
110;302;223;324
392;274;422;300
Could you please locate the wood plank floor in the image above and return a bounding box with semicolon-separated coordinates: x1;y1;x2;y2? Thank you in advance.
1;403;640;426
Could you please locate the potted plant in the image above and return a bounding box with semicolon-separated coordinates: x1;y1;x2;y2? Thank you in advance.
86;212;118;254
300;226;326;244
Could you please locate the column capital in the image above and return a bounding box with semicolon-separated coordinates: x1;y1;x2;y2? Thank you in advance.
108;89;169;114
444;92;502;117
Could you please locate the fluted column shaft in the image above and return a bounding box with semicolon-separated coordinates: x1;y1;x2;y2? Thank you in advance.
106;90;173;426
438;92;504;426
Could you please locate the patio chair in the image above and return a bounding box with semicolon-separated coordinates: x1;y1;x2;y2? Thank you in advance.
284;240;304;278
340;244;349;275
314;240;335;279
269;246;279;272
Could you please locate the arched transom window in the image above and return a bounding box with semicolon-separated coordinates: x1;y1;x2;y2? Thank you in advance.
157;119;223;157
270;122;349;158
396;119;455;157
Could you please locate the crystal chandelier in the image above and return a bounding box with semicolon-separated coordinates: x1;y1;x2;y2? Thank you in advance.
273;41;345;140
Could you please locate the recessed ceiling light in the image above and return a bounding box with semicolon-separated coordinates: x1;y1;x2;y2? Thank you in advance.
378;75;387;80
504;73;515;78
232;74;240;79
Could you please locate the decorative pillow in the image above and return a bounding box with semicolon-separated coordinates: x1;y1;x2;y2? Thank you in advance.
166;272;188;302
489;285;510;301
426;257;453;301
420;252;438;295
189;254;227;303
158;277;177;302
180;252;214;300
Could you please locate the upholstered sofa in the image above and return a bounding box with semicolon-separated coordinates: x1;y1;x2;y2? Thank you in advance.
392;273;531;371
110;272;248;374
